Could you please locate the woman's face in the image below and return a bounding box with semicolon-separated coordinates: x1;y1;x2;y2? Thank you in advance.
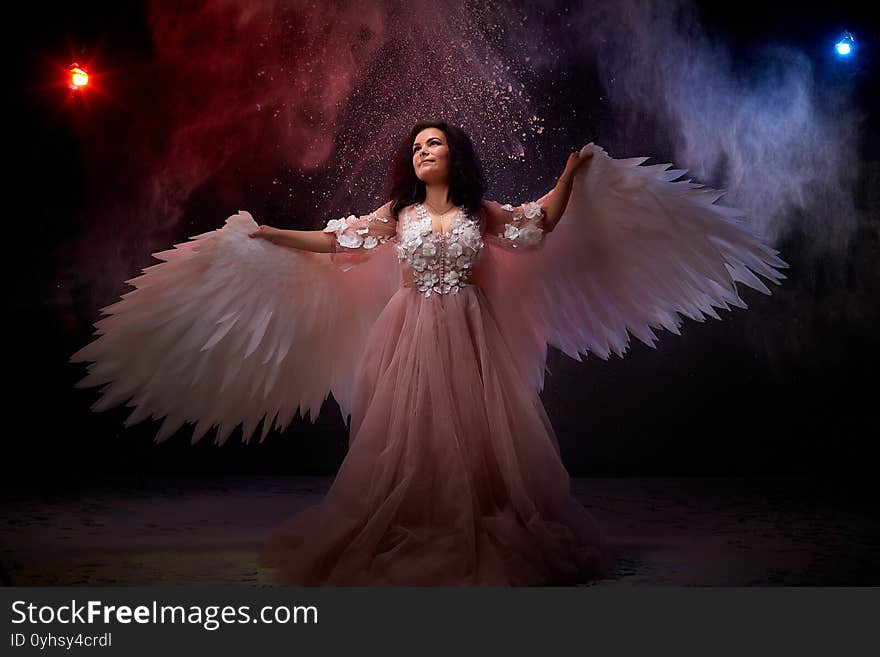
412;128;451;184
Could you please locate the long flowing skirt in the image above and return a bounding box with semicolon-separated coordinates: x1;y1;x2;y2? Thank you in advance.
260;285;607;585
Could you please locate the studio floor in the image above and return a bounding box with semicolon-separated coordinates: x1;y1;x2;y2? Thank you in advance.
2;476;876;586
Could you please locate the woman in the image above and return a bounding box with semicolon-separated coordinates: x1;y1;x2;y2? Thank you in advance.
71;121;788;586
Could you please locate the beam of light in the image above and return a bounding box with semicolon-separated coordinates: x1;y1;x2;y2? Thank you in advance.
69;63;89;89
834;32;855;58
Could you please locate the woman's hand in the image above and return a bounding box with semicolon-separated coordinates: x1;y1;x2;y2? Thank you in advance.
248;225;277;241
561;143;594;182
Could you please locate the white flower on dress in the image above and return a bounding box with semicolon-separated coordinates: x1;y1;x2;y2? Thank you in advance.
421;241;437;257
501;203;515;211
516;224;543;247
444;270;460;285
325;214;371;250
362;235;378;249
337;228;364;249
323;217;347;233
461;226;482;250
402;233;423;253
447;241;463;258
502;222;543;248
523;201;543;219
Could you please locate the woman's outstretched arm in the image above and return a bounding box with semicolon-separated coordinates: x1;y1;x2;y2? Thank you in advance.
248;226;334;252
248;201;396;253
539;145;593;231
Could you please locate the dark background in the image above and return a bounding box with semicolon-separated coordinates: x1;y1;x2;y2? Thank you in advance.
6;0;879;498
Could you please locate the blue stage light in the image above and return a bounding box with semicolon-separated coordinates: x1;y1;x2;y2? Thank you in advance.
835;32;855;58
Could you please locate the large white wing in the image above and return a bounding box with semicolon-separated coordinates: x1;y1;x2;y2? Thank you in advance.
70;211;400;444
478;144;789;393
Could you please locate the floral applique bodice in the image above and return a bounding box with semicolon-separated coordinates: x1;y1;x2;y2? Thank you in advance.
396;205;484;297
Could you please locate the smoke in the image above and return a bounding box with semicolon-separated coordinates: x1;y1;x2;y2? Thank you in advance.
562;0;861;266
69;0;865;358
139;0;559;206
70;0;555;307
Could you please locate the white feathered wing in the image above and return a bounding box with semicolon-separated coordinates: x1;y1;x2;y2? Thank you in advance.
478;143;789;393
70;211;400;444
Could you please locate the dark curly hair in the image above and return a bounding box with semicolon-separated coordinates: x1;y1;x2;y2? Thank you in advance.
386;121;486;219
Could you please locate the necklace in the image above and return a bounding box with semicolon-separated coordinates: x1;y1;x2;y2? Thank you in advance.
423;200;456;218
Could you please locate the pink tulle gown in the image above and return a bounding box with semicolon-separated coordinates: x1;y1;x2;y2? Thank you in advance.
261;200;608;585
70;144;788;586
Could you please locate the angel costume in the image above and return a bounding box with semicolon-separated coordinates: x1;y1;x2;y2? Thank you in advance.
71;144;788;586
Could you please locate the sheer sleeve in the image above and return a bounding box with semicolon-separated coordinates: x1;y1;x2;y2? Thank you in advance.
481;199;547;251
322;201;398;271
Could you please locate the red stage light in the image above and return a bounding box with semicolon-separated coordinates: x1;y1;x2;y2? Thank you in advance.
69;63;89;90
